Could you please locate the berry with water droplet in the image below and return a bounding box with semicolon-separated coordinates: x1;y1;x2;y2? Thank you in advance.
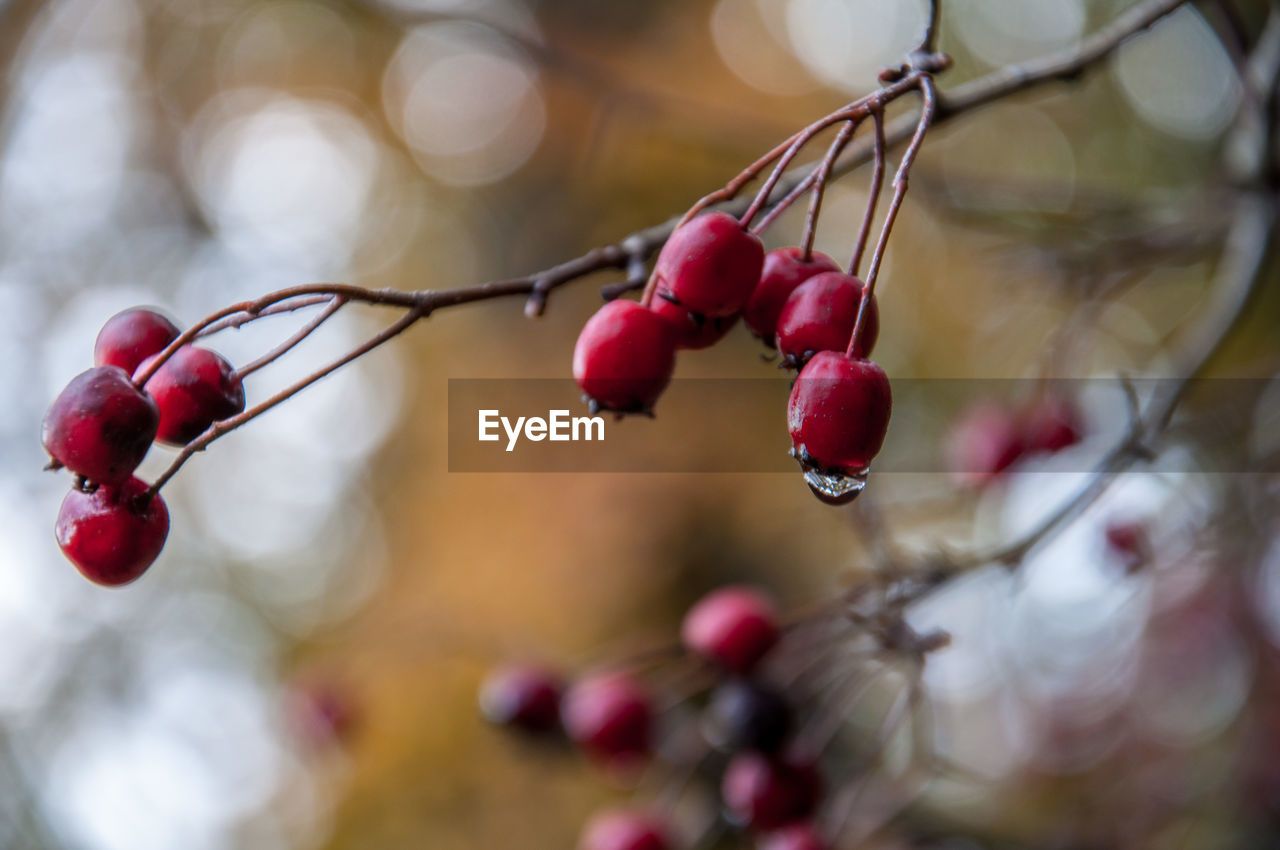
42;366;159;486
744;248;839;345
759;823;827;850
946;402;1024;486
479;664;564;735
774;272;878;367
704;679;792;753
649;291;740;350
562;672;653;764
787;352;891;504
93;308;181;376
722;752;823;831
653;212;765;317
573;300;678;414
136;346;245;446
55;475;169;586
682;586;780;674
579;809;671;850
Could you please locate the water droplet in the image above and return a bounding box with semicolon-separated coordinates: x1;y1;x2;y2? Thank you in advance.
802;466;868;505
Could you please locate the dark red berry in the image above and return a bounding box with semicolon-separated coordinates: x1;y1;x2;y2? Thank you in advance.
42;366;159;486
653;212;765;317
561;672;653;764
704;679;792;753
682;586;780;674
136;346;245;446
649;291;740;350
774;271;878;366
479;664;564;735
759;823;826;850
1105;518;1150;573
573;300;678;414
1021;395;1083;454
55;476;169;586
744;248;840;345
722;752;822;831
93;308;181;375
579;809;671;850
787;352;892;478
946;402;1024;486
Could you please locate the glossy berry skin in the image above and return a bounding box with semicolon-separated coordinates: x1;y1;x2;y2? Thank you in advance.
579;809;670;850
137;346;245;446
744;248;840;345
774;271;878;366
55;476;169;586
42;366;159;486
759;823;826;850
946;402;1025;486
1021;395;1082;454
682;586;780;674
787;352;892;476
479;664;564;735
573;300;678;413
653;212;765;317
704;679;792;753
649;291;739;350
93;308;181;375
722;752;822;831
561;673;653;764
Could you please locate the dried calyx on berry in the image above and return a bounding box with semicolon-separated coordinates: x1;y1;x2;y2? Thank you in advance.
649;291;740;351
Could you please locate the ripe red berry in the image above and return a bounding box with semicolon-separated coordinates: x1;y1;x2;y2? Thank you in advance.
759;823;826;850
579;809;671;850
137;346;246;446
682;586;780;674
744;248;840;345
1104;518;1150;573
774;271;878;366
573;300;678;414
93;308;181;375
42;366;159;486
55;476;169;586
653;212;765;317
787;352;891;504
479;664;564;735
561;672;653;764
722;752;822;831
945;402;1025;486
1021;395;1083;454
704;679;792;753
649;292;739;350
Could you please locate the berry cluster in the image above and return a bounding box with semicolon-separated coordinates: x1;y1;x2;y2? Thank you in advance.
480;586;844;850
42;308;246;586
573;212;889;505
945;394;1082;486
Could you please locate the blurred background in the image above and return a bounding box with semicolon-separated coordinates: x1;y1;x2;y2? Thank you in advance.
2;0;1279;847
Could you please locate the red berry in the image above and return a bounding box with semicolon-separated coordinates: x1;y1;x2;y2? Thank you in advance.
55;476;169;586
649;291;740;350
42;366;159;486
744;248;840;345
722;752;822;831
946;402;1025;486
479;664;564;735
774;271;878;366
93;308;181;375
579;809;671;850
1021;395;1082;454
561;672;653;764
137;346;245;446
787;352;892;501
682;586;780;674
759;823;826;850
1104;518;1150;573
573;300;678;414
653;212;765;317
